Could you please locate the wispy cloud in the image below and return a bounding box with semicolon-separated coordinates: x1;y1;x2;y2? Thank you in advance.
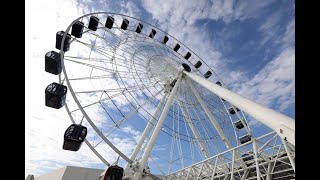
234;47;295;112
119;1;141;18
233;0;277;21
258;9;283;47
141;0;277;26
282;18;295;48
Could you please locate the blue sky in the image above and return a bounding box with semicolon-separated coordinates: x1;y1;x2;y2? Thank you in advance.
26;0;295;178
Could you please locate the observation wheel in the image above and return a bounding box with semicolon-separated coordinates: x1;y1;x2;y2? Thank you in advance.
44;12;295;180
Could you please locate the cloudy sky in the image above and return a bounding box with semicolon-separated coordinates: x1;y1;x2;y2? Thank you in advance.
26;0;295;178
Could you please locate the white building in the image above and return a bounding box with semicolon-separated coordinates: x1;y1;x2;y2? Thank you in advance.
27;166;104;180
26;166;165;180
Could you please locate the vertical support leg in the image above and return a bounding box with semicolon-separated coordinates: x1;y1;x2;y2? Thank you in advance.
231;149;235;180
252;139;261;180
266;162;272;180
281;138;295;172
211;156;219;180
125;93;168;171
133;73;183;180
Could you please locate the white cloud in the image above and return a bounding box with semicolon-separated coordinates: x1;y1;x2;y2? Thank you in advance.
138;0;241;86
235;47;295;112
26;112;105;176
119;1;141;19
282;18;295;48
142;0;276;26
258;10;282;47
233;0;277;21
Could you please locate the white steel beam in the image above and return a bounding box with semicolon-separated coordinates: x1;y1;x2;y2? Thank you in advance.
196;163;205;179
241;169;249;180
266;162;272;180
223;174;229;180
231;149;235;180
125;93;168;171
184;71;295;146
281;138;295;172
186;167;193;180
210;157;219;180
176;170;183;180
133;73;183;180
252;139;261;180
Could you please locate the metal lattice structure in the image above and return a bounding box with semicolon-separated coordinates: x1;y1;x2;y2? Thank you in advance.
47;12;295;180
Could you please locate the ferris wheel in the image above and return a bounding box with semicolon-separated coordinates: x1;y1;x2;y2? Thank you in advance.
44;12;295;180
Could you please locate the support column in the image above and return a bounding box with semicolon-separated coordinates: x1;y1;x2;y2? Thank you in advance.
184;71;295;146
281;138;295;172
133;73;183;180
210;157;219;180
266;162;272;180
231;149;235;180
252;139;261;180
125;93;168;171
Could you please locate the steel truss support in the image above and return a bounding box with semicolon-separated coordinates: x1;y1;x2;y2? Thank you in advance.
241;169;249;180
252;138;261;180
196;162;205;179
281;138;295;172
165;131;295;180
231;149;235;180
266;162;272;180
133;73;183;180
184;71;295;146
211;156;219;180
